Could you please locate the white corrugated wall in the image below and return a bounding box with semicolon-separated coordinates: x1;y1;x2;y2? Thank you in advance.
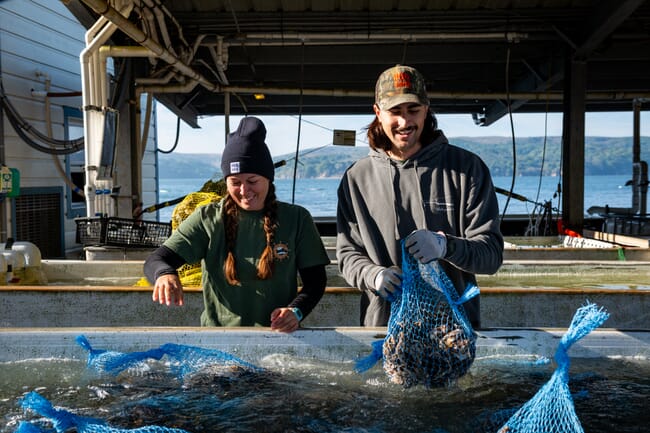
0;0;158;258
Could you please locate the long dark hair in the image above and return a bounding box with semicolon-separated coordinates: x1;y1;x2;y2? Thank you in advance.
366;108;440;152
222;183;279;285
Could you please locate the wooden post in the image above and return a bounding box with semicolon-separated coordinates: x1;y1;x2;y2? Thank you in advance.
561;57;586;233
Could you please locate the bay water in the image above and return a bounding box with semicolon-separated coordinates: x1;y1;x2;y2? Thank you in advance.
154;174;635;222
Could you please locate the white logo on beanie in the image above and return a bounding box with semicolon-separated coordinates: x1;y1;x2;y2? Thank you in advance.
230;161;241;174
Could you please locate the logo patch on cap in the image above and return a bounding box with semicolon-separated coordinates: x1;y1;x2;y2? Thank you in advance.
375;65;428;110
392;71;413;90
229;161;241;174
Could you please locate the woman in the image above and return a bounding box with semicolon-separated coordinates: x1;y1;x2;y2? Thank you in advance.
144;117;330;333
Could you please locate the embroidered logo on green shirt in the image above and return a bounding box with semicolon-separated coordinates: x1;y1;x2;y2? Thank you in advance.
273;241;290;260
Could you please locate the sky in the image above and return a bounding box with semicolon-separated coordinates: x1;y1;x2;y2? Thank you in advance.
155;105;649;157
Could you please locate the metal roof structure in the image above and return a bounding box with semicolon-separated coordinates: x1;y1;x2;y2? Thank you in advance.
62;0;650;229
65;0;650;128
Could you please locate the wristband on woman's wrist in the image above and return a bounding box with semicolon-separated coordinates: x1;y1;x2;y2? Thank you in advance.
289;307;303;321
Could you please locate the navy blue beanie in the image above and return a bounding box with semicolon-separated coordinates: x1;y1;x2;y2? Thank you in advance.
220;117;274;181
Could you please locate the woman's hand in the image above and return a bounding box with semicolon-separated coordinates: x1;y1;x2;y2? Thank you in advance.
270;307;300;333
152;274;184;306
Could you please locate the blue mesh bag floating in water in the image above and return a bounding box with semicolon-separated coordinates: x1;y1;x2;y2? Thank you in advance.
16;421;55;433
19;391;190;433
76;335;167;376
76;335;262;379
356;241;479;388
156;342;262;378
496;301;610;433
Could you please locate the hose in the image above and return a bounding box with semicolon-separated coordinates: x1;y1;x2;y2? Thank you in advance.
0;80;83;155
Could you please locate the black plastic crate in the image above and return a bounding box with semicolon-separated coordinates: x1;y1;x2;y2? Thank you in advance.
76;217;171;248
75;218;107;246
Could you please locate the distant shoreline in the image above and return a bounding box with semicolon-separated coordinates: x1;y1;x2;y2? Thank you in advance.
158;136;647;180
156;175;634;221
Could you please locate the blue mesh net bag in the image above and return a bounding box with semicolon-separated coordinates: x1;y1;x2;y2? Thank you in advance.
16;421;54;433
75;335;166;376
19;391;190;433
156;342;262;379
76;335;262;379
496;301;610;433
356;241;479;388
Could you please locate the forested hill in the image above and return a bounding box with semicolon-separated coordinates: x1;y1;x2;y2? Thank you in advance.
158;136;648;180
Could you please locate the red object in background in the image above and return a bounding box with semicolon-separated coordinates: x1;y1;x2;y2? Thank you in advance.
557;218;582;238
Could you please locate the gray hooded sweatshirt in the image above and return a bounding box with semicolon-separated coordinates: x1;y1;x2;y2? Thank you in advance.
336;131;504;328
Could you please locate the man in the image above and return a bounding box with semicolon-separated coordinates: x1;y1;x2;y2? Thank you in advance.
336;65;504;328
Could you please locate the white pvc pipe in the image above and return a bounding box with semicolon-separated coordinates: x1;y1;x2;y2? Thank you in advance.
79;2;134;217
80;19;116;217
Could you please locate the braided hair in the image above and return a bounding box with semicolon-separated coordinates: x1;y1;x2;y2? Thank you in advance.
223;183;279;285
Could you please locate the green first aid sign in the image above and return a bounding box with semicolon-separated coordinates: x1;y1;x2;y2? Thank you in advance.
1;167;20;197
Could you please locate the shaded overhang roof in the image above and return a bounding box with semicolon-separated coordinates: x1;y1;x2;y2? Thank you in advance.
65;0;650;128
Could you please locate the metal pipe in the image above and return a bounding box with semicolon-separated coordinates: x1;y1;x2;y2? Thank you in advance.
136;70;177;86
632;99;647;215
208;40;229;85
79;0;220;93
99;45;156;59
98;46;175;181
133;80;199;160
633;99;641;163
224;91;230;141
216;85;650;101
233;31;529;43
138;4;160;50
137;81;200;94
141;0;189;48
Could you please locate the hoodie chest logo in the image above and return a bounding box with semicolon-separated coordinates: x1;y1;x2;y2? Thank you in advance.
427;200;454;213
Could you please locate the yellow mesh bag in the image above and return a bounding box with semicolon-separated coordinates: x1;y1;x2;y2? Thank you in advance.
171;192;221;230
134;179;226;288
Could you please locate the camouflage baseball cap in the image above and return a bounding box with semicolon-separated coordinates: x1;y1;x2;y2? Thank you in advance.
374;65;429;110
